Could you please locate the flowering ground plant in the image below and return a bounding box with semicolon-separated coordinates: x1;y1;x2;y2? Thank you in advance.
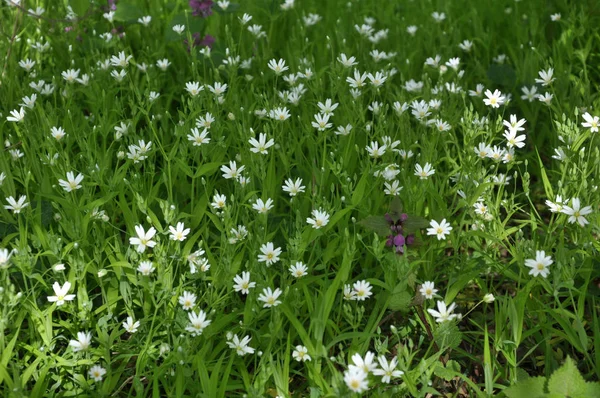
0;0;599;396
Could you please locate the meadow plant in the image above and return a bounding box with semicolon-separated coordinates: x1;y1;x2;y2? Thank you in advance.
0;0;599;396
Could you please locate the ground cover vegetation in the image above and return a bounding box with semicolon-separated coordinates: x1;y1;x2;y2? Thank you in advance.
1;0;600;396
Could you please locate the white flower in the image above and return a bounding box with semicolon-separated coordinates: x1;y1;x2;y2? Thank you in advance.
581;112;599;133
306;209;330;229
524;250;553;278
292;345;311;362
122;316;140;333
172;24;185;34
311;113;332;131
282;178;305;197
258;287;283;307
186;310;211;336
248;133;274;154
58;171;84;192
233;271;255;294
207;82;227;96
5;195;29;213
252;198;274;214
129;225;157;253
69;331;92;352
138;15;152;26
88;365;106;382
178;291;197;311
137;260;155;276
47;281;76;306
50;126;67;140
414;163;435;179
384;180;403;196
427;301;458;322
227;335;255;356
353;280;372;301
211;193;227;209
185;81;204;96
483;293;495;303
156;58;171;71
419;281;438;300
187;128;211;146
372;356;404;383
267;58;289;75
338;53;358;67
168;222;190;241
221;160;245;180
503;114;527;133
427;219;452;240
344;368;369;393
289;261;308;278
0;248;13;269
537;92;554;105
6;107;26;123
257;242;282;266
483;89;505;108
561;198;592;227
503;129;526;148
545;195;568;213
535;68;555;86
366;141;387;158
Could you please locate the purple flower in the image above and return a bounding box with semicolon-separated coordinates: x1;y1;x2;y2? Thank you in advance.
184;33;215;52
189;0;214;17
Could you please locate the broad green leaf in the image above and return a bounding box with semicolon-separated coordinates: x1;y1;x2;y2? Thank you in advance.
114;2;144;22
358;215;390;236
433;321;462;350
503;376;546;398
547;357;588;397
388;282;412;312
69;0;90;16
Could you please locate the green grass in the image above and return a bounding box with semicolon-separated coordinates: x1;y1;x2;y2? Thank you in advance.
0;0;599;396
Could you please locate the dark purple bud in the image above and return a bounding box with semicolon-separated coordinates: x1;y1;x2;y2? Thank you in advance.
386;235;394;247
399;213;408;223
384;213;393;224
406;234;415;245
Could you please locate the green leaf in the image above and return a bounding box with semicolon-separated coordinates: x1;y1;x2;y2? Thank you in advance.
487;64;516;87
434;360;461;381
433;321;462;350
547;357;588;397
403;216;429;232
69;0;90;16
503;377;546;398
388;282;412;312
358;215;390;236
114;2;144;22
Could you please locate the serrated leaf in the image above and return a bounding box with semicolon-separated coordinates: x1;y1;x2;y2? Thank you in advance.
113;2;144;22
433;321;462;350
403;216;429;232
388;197;403;219
433;360;461;381
388;282;412;312
69;0;90;16
547;357;587;397
503;376;546;398
358;215;390;236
